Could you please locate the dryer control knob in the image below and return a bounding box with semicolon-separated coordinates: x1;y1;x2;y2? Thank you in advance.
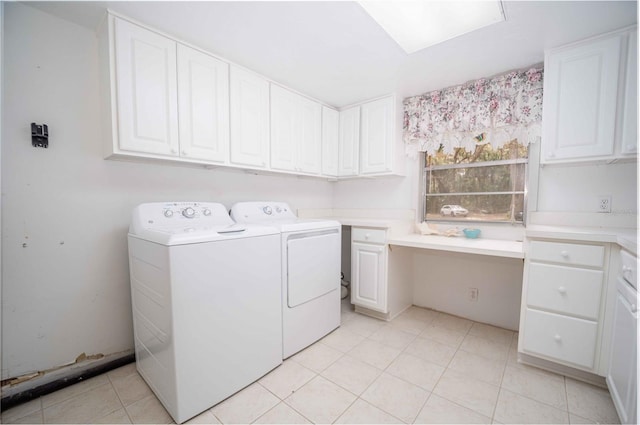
263;206;273;215
182;207;196;218
203;208;211;216
275;206;282;213
164;209;174;218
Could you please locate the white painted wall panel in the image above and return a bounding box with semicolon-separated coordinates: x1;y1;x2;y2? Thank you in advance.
411;249;524;330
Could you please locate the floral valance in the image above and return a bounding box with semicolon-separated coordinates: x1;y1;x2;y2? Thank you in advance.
403;67;544;156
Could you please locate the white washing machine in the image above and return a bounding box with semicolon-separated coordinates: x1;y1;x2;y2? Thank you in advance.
230;201;341;358
127;202;282;424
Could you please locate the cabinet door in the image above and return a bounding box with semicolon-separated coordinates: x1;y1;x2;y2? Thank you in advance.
229;66;270;168
114;18;179;156
360;96;394;174
322;107;340;177
177;44;229;163
270;85;298;172
542;34;622;162
621;29;637;156
351;242;387;313
297;96;322;174
270;86;322;174
338;107;360;176
607;282;638;424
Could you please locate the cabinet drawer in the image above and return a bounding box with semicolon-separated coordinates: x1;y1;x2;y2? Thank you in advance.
529;240;605;268
522;308;598;369
527;263;604;320
352;227;386;244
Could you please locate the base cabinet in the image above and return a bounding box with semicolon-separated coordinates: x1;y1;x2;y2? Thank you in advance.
351;228;388;313
519;238;609;373
607;249;638;424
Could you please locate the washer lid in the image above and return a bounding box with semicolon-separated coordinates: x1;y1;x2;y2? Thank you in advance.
129;202;279;245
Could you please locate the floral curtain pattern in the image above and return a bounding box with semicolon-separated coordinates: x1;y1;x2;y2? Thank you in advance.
403;67;544;157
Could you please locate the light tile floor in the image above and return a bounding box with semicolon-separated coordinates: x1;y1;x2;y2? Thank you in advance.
1;300;621;424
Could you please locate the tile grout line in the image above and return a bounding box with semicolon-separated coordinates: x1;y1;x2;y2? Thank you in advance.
105;368;136;424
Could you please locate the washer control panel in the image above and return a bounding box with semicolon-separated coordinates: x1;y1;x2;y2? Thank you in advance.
131;202;235;235
231;202;296;223
158;202;216;221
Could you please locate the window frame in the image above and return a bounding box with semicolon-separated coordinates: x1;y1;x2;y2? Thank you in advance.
419;149;529;226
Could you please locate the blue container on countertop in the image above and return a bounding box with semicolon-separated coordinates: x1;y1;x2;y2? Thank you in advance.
463;228;481;239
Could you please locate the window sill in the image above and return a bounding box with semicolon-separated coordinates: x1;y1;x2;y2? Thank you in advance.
388;233;524;259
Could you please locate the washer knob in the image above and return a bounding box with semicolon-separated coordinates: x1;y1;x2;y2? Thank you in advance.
182;207;196;218
263;206;273;215
275;206;282;213
203;208;211;216
164;209;174;218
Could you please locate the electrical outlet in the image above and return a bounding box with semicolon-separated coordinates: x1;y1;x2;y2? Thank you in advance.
468;288;478;302
598;195;612;213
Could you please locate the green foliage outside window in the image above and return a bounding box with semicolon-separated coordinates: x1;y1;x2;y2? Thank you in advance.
424;139;528;223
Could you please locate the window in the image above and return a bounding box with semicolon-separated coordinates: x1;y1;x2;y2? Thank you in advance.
422;138;528;223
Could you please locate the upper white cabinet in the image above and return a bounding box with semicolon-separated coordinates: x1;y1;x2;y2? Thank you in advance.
177;44;229;163
321;107;340;177
620;28;638;156
105;16;230;164
270;85;322;174
360;96;395;175
338;106;360;177
101;13;403;180
542;26;637;164
229;66;270;169
113;17;180;157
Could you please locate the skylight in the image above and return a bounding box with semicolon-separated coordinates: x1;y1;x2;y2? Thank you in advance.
358;1;505;54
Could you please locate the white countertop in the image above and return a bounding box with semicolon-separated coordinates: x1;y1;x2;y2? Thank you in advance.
526;225;637;255
388;234;524;259
301;208;636;257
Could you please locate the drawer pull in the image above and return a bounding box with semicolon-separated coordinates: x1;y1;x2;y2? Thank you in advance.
365;233;370;240
558;286;567;295
554;334;562;342
560;250;569;258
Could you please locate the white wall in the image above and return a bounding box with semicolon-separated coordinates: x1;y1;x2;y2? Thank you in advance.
331;157;418;210
1;3;333;380
411;250;524;330
536;162;637;214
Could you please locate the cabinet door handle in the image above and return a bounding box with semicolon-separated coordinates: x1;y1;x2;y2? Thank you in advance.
181;150;188;156
554;334;562;342
558;286;567;295
171;149;178;155
632;304;637;313
560;250;569;258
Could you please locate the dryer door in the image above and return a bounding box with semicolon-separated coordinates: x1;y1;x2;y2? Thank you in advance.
287;229;340;308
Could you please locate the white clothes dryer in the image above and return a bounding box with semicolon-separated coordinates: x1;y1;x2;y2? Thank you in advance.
230;202;341;358
128;202;282;424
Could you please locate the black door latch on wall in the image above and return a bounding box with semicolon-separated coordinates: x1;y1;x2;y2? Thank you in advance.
31;123;49;148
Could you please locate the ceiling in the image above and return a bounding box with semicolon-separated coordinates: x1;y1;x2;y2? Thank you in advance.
24;1;638;108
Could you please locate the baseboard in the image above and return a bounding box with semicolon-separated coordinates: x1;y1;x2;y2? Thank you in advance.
1;352;134;410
